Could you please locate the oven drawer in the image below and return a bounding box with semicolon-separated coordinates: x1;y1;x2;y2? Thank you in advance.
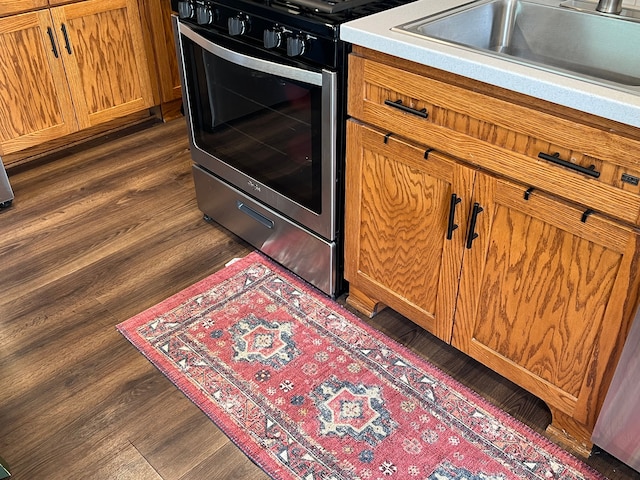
348;53;640;226
192;165;338;296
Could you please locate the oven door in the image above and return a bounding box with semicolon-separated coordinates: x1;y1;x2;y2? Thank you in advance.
175;20;338;241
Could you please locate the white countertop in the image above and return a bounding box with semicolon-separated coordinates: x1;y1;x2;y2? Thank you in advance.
340;0;640;128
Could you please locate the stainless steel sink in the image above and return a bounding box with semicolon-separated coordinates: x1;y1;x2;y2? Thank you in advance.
392;0;640;91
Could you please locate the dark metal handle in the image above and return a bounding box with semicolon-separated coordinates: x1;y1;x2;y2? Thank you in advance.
237;201;274;229
466;202;483;249
61;23;72;54
538;152;600;178
384;99;428;118
47;27;59;58
447;194;461;240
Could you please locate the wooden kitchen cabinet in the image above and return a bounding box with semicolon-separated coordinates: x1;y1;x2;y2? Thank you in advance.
345;120;475;341
348;50;640;227
0;10;78;155
345;46;640;454
138;0;183;121
452;170;640;451
49;0;154;129
0;0;154;156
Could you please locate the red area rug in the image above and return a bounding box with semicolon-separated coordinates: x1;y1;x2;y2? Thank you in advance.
117;251;603;480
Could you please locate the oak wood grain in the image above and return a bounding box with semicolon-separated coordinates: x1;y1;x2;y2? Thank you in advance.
50;0;154;129
139;0;182;106
348;53;640;226
0;0;47;17
0;10;77;155
344;120;473;341
0;0;155;157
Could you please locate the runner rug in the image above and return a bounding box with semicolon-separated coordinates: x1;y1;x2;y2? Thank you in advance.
117;251;603;480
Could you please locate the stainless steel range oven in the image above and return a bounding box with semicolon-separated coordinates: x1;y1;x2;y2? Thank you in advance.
172;0;412;296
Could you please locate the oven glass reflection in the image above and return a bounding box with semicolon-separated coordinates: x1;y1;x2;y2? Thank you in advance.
186;40;323;214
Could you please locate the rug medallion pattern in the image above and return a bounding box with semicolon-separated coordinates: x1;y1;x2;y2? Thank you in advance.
118;252;603;480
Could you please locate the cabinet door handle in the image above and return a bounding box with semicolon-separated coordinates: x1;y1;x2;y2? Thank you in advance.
47;27;59;58
466;202;483;249
384;99;428;118
537;152;600;178
447;193;462;240
61;23;72;54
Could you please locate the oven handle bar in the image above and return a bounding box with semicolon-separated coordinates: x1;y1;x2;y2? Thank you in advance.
178;22;323;86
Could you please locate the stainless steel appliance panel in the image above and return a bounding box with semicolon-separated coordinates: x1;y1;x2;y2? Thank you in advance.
0;158;14;209
176;20;338;241
192;165;337;295
592;307;640;472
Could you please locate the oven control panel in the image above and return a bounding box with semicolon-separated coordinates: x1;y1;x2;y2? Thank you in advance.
175;0;340;68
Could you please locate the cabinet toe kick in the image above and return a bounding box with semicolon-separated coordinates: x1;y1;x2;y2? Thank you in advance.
346;285;387;318
545;407;594;458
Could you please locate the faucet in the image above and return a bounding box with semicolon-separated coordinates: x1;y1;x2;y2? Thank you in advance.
596;0;622;13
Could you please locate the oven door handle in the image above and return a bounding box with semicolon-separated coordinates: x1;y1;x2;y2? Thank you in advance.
178;22;323;86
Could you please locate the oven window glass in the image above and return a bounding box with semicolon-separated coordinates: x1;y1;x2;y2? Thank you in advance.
183;37;323;214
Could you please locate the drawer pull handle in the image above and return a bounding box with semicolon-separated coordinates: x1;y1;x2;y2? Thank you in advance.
466;202;483;249
538;152;600;178
384;99;428;118
237;201;274;229
447;194;461;240
524;187;535;200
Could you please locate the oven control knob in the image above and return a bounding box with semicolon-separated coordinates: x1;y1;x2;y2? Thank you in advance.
177;1;195;19
263;28;283;49
286;35;307;57
196;4;215;25
228;16;249;36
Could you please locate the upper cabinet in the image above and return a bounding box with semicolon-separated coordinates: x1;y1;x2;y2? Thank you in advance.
0;0;154;156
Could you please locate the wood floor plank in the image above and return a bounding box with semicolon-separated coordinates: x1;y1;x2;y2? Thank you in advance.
67;439;164;480
130;397;235;479
3;348;187;476
0;176;195;302
0;119;636;480
178;441;272;480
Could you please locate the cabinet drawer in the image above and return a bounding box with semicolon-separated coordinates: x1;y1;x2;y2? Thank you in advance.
348;54;640;226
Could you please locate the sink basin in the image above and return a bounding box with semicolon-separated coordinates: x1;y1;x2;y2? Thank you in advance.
392;0;640;91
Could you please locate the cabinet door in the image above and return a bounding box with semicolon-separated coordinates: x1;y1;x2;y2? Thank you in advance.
452;172;640;443
345;120;476;341
0;10;77;155
144;0;181;104
50;0;154;129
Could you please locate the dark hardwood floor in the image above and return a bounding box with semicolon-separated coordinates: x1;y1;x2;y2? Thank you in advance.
0;119;637;479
